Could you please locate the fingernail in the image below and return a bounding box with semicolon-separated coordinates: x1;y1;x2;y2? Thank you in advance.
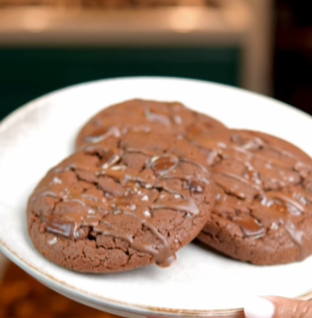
244;296;275;318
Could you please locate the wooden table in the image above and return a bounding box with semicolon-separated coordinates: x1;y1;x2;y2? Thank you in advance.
0;261;120;318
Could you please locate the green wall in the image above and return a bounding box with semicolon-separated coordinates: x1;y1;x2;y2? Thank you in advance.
0;47;239;120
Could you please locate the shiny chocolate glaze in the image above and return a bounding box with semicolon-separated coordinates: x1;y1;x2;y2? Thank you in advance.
29;131;214;268
75;99;227;150
195;129;312;263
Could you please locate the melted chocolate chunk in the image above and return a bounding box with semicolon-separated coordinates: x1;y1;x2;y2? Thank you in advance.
189;181;203;194
150;155;178;176
232;215;265;238
45;217;75;238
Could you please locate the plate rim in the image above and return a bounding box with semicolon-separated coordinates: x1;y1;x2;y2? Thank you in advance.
1;76;312;317
0;240;246;317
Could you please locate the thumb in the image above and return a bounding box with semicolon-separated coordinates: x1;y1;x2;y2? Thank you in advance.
244;296;312;318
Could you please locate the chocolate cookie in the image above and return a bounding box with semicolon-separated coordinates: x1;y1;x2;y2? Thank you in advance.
195;129;312;265
75;99;227;149
28;131;214;273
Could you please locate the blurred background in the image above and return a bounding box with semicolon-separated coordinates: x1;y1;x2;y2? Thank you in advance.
0;0;270;121
0;0;311;317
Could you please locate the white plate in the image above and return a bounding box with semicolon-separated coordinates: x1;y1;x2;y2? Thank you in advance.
1;77;312;318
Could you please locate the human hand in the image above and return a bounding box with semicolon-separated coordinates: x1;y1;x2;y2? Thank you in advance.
244;296;312;318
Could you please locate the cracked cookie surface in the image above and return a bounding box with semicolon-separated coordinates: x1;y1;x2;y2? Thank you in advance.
75;99;227;150
195;129;312;265
28;131;214;273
